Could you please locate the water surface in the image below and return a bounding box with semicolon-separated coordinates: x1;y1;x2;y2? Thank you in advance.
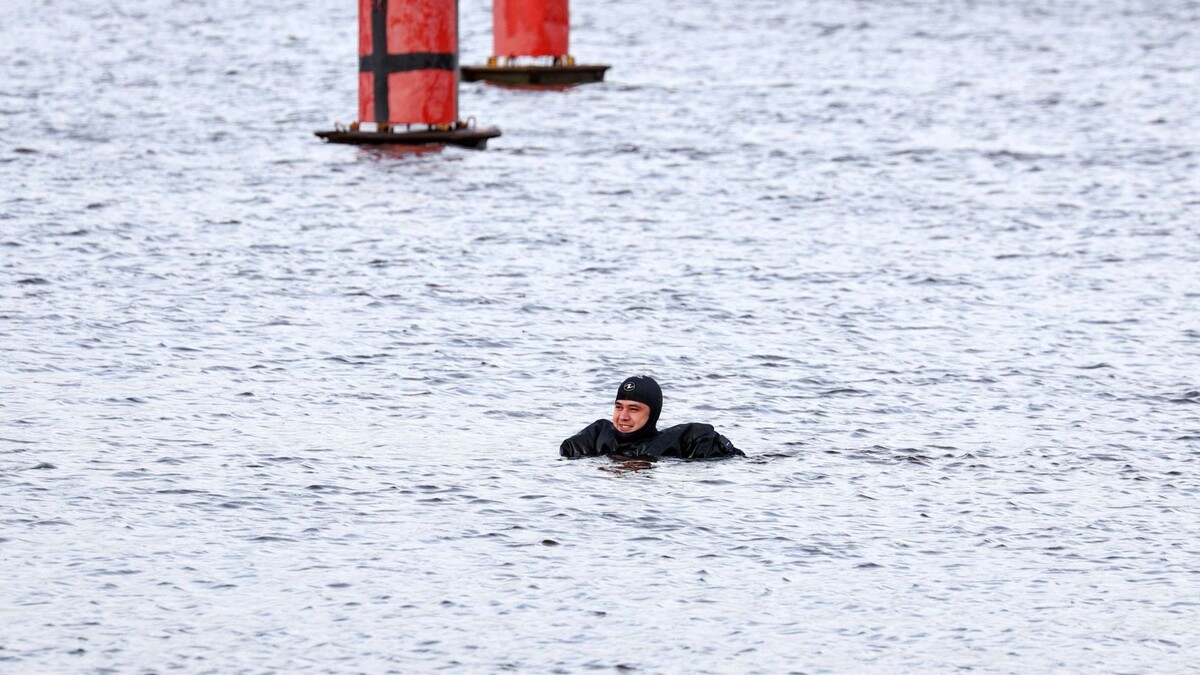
2;0;1198;671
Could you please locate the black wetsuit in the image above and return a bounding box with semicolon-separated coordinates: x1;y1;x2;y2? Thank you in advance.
560;419;744;460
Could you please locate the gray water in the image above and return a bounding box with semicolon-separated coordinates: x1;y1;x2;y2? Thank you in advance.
2;0;1199;672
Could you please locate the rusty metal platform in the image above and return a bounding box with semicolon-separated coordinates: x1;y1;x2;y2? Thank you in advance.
460;64;610;86
314;126;502;149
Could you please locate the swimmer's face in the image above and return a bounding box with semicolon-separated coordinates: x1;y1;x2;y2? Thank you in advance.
612;400;650;434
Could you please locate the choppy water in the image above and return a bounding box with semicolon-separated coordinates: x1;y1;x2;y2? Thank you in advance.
3;0;1199;672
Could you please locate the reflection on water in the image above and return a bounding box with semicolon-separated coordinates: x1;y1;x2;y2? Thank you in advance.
1;0;1198;671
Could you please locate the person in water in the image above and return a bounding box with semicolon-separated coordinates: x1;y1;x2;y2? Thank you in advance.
560;375;745;460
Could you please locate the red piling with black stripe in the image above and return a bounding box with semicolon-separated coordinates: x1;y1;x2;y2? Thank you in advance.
316;0;501;148
359;0;457;126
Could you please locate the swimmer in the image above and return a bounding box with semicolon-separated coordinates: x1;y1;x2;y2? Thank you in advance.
560;375;744;460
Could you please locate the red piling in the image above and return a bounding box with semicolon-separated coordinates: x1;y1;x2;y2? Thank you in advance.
494;0;569;59
461;0;610;86
316;0;501;149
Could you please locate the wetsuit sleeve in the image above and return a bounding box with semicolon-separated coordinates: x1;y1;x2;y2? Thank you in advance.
559;420;610;458
640;424;743;459
678;424;745;459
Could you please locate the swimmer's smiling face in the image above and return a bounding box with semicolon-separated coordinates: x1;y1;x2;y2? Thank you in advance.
612;400;651;434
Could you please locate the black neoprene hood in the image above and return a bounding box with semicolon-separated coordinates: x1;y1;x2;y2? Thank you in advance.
614;375;663;441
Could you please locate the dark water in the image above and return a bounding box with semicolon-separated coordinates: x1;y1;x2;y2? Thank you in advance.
2;0;1198;671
